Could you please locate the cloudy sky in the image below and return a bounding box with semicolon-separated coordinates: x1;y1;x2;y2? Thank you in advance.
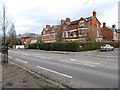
0;0;119;35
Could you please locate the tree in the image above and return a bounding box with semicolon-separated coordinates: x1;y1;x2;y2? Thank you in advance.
86;29;97;41
56;25;63;42
0;3;12;45
0;2;12;63
7;23;17;48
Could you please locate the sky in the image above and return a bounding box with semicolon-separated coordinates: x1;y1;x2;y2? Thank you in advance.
0;0;119;35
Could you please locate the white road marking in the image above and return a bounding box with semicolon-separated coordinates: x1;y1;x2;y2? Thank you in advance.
16;59;28;63
64;60;96;67
24;54;29;56
8;56;12;58
70;59;100;65
36;66;72;79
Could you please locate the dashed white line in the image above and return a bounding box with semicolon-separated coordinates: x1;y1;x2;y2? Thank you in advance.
70;59;100;65
16;59;28;63
24;54;30;56
36;66;72;79
65;60;96;67
8;56;12;58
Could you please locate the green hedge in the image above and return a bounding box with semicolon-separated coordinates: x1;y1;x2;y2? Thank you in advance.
52;41;80;52
28;43;38;49
28;41;119;52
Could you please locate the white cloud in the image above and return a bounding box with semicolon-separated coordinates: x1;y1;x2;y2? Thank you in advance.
1;0;119;34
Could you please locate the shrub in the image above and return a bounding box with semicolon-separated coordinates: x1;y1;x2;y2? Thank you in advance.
52;41;80;52
28;41;119;52
28;43;38;49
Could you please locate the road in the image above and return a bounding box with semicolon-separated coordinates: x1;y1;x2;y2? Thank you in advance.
8;49;118;88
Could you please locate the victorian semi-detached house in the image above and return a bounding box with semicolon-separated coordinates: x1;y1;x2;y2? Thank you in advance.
41;25;62;42
41;11;102;42
62;11;102;41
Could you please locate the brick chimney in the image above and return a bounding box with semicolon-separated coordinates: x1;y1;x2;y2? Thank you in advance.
66;17;71;23
43;28;46;31
93;11;96;17
112;25;116;29
46;25;50;28
103;22;106;27
61;20;65;25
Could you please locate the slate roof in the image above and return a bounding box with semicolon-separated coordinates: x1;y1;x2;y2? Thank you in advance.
68;16;92;26
85;16;92;22
68;20;80;25
106;26;114;31
115;29;120;33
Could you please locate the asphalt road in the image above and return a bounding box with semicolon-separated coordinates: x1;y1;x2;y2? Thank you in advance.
8;49;118;88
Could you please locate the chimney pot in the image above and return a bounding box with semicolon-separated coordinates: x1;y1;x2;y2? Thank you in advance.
103;22;106;27
93;11;96;17
112;25;116;29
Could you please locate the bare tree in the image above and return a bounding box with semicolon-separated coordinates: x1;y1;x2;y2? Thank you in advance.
56;25;63;42
0;2;12;63
7;23;17;47
0;3;12;45
86;29;97;41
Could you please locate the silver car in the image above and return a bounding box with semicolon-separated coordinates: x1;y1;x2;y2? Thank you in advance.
100;44;114;51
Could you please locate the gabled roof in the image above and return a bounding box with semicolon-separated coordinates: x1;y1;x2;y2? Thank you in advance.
106;26;114;31
85;16;92;22
68;16;93;26
68;20;80;25
115;29;120;33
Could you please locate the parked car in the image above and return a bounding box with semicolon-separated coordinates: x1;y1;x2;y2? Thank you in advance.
100;44;114;51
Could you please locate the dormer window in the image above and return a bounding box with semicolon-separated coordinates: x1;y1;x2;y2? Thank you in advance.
80;21;85;27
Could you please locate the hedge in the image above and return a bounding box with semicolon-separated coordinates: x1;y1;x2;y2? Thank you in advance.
28;41;119;52
28;43;38;49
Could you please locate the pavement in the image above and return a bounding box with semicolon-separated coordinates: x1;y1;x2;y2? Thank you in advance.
2;61;65;89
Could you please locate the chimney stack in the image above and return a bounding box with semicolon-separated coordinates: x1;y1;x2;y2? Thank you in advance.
61;20;65;25
112;25;116;29
66;17;71;23
103;22;106;27
93;11;96;17
46;25;50;28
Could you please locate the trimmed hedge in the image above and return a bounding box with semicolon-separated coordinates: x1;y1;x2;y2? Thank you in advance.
52;41;80;52
28;43;38;49
28;41;119;52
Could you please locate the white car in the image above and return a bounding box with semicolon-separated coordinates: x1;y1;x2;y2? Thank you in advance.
100;44;114;51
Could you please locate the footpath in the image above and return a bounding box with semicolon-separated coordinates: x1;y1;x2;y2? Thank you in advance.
2;61;65;89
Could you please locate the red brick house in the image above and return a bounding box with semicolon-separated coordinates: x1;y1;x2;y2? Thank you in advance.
41;11;102;42
41;25;63;42
63;11;102;41
101;22;119;41
17;33;39;48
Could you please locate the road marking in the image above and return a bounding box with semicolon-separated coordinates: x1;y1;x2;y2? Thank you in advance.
16;59;28;63
65;60;96;67
70;59;77;61
36;66;72;79
24;54;29;56
8;56;12;58
70;59;100;65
